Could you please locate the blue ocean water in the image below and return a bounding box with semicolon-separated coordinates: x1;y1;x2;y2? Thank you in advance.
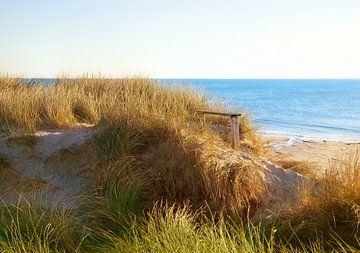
161;79;360;141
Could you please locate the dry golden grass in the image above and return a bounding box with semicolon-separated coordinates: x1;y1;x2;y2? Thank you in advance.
271;159;318;178
0;76;260;146
0;76;206;131
270;150;360;248
91;114;264;218
2;76;360;251
2;75;265;218
140;130;265;218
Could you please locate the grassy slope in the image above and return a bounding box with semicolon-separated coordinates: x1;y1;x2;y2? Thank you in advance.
0;76;359;252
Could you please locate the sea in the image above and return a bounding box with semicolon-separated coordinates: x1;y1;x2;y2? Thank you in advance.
34;78;360;142
160;79;360;142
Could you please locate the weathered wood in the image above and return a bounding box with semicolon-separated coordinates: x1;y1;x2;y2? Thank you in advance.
196;110;241;117
230;115;240;149
196;110;241;149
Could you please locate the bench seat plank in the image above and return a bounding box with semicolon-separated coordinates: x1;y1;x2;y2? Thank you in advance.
196;110;241;117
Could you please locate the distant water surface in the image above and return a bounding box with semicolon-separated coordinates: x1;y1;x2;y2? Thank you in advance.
160;79;360;142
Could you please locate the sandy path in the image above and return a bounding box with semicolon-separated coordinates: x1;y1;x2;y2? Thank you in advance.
35;124;93;157
0;124;95;207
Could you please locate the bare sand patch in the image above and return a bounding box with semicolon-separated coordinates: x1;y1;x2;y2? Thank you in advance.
0;124;95;207
267;138;360;170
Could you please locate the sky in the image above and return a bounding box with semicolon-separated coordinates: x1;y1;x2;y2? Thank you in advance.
0;0;359;78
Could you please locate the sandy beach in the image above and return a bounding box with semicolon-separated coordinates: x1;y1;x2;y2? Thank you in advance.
264;136;360;169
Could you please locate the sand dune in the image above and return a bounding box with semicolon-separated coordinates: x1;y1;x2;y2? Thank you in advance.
0;125;310;215
0;124;94;207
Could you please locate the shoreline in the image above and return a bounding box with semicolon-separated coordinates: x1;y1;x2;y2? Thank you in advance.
261;131;360;143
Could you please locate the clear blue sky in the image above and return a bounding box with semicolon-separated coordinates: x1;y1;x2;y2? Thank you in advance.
1;0;359;78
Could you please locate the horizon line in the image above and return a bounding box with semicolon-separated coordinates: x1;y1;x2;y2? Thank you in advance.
18;77;360;80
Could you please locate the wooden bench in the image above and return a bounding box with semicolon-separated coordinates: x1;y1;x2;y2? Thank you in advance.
196;110;242;149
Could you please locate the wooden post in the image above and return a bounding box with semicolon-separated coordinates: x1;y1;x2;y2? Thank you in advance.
196;110;241;149
201;113;206;127
230;115;240;149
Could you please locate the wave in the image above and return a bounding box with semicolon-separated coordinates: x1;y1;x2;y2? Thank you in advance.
257;118;360;134
255;118;360;142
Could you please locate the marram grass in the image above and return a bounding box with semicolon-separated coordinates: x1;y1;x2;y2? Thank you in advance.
0;200;358;253
0;76;262;151
1;76;360;252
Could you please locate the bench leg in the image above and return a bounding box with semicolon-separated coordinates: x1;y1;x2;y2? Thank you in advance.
230;116;240;149
201;114;206;127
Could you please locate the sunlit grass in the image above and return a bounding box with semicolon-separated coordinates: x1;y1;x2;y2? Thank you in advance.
0;198;87;252
1;76;360;252
269;151;360;250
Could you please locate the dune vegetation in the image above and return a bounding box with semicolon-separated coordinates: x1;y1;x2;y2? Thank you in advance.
0;76;360;252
